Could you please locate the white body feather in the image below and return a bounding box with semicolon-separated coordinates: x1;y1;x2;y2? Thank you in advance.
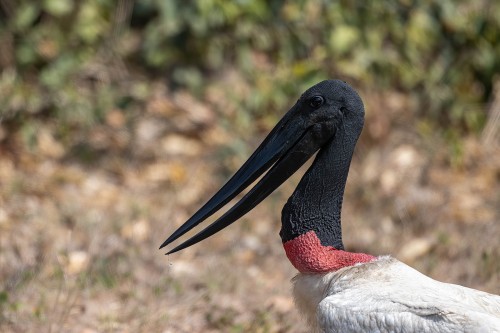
293;256;500;333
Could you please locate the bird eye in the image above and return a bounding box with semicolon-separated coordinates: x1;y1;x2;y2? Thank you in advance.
309;96;324;109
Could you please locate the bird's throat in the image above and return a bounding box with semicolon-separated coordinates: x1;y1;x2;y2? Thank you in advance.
283;230;375;273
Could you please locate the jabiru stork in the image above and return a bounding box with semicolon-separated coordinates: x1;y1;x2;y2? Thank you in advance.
160;80;500;332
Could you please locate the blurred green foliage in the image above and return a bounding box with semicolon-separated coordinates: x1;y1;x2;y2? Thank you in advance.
0;0;498;135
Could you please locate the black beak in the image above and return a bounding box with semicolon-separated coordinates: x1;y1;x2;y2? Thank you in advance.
160;105;334;254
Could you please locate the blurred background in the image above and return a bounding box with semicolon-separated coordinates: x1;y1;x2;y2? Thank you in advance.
0;1;499;332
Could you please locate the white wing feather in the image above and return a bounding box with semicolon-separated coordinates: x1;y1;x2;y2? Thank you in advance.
293;257;500;333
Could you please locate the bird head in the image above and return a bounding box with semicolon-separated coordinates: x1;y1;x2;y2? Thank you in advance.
160;80;364;254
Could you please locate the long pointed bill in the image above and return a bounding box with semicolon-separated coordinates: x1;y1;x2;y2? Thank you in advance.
164;123;333;254
159;105;304;250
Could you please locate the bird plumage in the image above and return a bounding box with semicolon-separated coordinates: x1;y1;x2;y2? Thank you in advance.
293;257;500;333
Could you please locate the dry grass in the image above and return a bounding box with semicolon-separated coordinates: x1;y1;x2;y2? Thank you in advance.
0;87;499;333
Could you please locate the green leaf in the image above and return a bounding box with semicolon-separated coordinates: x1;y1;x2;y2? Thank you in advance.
43;0;74;17
14;3;40;31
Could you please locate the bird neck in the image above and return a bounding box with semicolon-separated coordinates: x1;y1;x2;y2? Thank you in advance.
280;119;375;273
283;230;375;273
